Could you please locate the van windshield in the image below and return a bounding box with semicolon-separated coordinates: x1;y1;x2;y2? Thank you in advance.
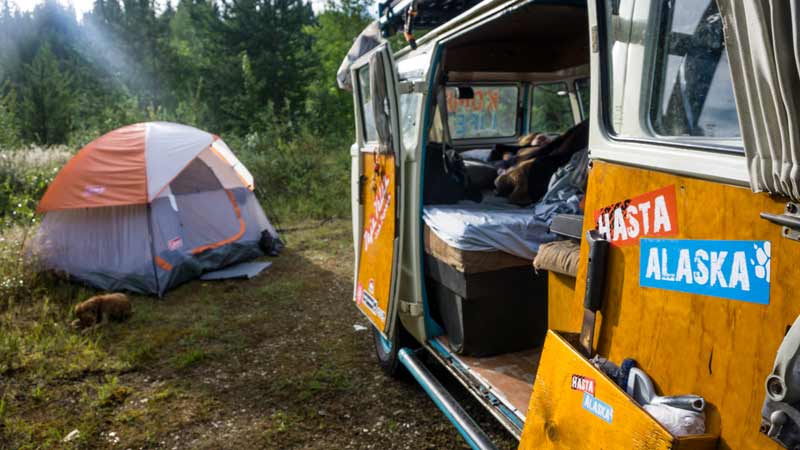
446;85;518;139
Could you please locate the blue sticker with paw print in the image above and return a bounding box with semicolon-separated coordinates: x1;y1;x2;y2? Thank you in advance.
640;239;771;304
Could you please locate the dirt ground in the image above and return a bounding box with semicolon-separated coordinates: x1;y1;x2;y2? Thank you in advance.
1;219;517;449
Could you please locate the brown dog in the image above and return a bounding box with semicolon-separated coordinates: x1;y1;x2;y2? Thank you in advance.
72;293;132;330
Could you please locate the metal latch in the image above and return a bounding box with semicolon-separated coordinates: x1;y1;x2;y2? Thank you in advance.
399;300;423;317
761;202;800;241
397;81;427;95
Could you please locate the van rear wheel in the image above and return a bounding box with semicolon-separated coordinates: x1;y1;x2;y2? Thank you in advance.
372;323;414;378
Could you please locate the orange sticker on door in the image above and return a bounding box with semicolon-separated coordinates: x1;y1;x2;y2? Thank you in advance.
594;185;678;246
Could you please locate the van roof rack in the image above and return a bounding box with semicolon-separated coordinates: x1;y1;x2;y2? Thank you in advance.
377;0;587;40
377;0;482;38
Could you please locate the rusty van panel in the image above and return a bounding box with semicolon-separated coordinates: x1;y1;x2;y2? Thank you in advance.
561;161;793;449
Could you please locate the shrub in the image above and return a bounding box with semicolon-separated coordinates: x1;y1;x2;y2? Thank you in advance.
0;147;71;229
233;124;351;223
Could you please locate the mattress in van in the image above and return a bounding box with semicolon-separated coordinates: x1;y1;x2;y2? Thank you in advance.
423;224;529;273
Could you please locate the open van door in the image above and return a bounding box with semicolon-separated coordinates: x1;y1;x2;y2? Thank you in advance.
350;45;403;339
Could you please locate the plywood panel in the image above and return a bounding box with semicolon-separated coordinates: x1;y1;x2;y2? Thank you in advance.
519;331;718;450
547;272;580;333
355;152;396;332
563;161;795;449
450;343;541;416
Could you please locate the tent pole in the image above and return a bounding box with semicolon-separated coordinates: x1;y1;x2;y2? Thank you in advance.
146;204;162;297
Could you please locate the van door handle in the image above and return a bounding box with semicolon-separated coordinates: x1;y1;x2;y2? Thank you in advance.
761;212;800;230
761;202;800;241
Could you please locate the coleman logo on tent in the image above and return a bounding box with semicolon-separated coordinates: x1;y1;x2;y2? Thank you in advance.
639;239;771;304
83;185;106;196
168;237;183;251
594;185;678;246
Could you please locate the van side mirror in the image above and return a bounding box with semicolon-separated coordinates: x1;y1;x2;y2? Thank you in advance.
456;86;474;100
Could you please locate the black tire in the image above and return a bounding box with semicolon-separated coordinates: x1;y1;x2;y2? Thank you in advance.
373;322;416;378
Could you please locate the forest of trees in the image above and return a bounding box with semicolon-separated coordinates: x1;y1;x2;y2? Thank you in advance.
0;0;372;147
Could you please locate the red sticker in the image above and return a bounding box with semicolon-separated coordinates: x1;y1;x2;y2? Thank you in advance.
168;237;183;251
355;284;364;305
571;374;596;396
593;185;679;246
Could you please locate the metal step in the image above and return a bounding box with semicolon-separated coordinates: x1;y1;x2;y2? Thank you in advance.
398;348;499;450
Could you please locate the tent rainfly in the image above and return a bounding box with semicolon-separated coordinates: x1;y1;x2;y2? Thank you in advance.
30;122;281;296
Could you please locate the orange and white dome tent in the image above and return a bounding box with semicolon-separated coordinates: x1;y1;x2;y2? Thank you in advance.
30;122;281;295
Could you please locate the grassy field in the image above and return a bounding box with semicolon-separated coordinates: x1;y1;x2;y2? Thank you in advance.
0;218;516;449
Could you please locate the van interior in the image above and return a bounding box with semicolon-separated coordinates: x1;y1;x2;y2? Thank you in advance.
419;2;590;426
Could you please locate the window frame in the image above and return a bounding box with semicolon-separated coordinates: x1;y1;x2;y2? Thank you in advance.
357;64;379;144
528;80;577;134
444;82;522;142
596;0;744;155
575;77;590;120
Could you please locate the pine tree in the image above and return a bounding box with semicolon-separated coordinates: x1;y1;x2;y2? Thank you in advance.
304;0;371;136
20;42;74;144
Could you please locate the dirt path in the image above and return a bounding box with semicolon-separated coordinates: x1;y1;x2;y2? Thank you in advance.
1;219;516;449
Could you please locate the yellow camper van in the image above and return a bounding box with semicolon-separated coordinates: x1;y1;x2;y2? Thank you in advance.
338;0;800;448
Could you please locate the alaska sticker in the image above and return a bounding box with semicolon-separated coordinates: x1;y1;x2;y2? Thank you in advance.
640;239;771;304
571;375;596;396
361;290;386;321
582;392;613;424
594;185;678;246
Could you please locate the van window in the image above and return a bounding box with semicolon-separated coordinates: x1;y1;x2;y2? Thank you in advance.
650;0;740;138
530;82;574;133
358;65;378;142
400;92;422;153
446;85;518;139
602;0;741;143
575;78;590;120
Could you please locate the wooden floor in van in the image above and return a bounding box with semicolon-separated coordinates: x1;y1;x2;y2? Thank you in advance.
435;336;542;416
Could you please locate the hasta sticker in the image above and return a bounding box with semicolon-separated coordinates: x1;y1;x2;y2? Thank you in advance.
594;185;679;246
640;239;771;304
571;375;596;396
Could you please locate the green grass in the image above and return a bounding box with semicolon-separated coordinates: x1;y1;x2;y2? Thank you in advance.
0;214;357;449
173;348;207;369
0;143;388;448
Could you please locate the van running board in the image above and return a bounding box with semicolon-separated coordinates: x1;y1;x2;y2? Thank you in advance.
398;348;499;450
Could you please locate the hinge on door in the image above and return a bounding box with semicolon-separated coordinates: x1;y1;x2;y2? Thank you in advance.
399;300;423;317
398;81;427;95
358;175;367;204
591;25;599;53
